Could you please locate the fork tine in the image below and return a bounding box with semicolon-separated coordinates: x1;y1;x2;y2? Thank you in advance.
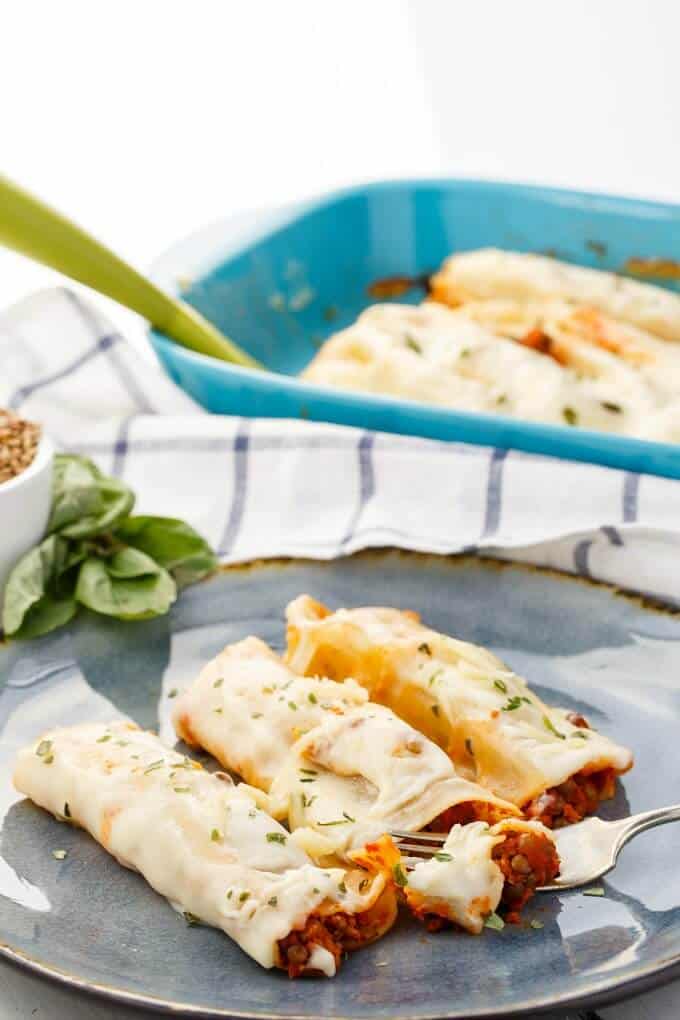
389;829;447;845
393;842;441;857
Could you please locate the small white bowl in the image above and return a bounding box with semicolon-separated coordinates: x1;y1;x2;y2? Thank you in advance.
0;434;55;602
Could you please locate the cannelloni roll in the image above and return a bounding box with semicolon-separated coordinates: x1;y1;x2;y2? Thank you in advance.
14;721;396;977
284;596;633;827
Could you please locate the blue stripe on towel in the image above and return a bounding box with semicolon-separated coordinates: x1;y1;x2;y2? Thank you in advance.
219;421;251;555
341;432;375;548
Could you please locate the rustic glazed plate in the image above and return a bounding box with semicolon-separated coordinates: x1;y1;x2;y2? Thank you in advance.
1;551;680;1018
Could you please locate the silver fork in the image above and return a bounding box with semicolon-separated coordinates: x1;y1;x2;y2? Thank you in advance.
391;804;680;891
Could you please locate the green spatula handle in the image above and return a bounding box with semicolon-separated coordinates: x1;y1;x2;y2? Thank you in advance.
0;175;262;369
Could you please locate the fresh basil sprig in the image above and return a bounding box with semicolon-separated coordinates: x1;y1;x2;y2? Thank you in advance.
2;454;217;640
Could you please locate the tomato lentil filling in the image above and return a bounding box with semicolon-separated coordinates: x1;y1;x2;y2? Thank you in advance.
525;767;618;828
277;902;389;978
427;800;507;831
492;829;560;923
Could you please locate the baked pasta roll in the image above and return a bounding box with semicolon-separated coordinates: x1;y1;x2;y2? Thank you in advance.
284;596;633;827
14;721;396;977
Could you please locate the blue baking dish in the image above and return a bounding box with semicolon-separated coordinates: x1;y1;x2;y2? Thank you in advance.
148;178;680;479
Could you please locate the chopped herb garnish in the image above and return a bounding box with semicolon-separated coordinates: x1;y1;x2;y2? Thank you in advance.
342;812;356;823
313;887;320;895
405;335;422;354
299;777;316;783
428;669;443;687
288;701;298;711
183;912;200;925
301;792;317;809
116;740;129;747
213;707;223;714
308;692;318;704
601;401;622;414
502;696;524;712
144;759;164;774
213;677;224;688
434;852;453;862
36;740;52;758
418;642;432;655
174;786;191;794
239;891;250;903
338;880;347;895
227;889;233;899
431;704;440;717
392;863;408;888
465;738;474;756
562;406;578;426
251;712;263;719
266;832;287;845
63;802;71;818
318;818;350;826
248;809;257;818
460;348;471;358
268;896;278;907
168;688;178;699
574;730;589;740
530;919;544;929
582;886;605;897
497;394;508;406
96;734;111;743
359;878;370;892
52;849;67;860
493;678;508;694
211;829;222;842
43;755;54;765
543;715;566;740
300;768;318;775
484;911;505;931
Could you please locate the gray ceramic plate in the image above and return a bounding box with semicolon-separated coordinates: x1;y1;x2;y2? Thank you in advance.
1;551;680;1019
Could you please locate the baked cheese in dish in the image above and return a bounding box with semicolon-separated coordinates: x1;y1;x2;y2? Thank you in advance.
13;721;396;977
172;637;560;931
430;248;680;342
284;596;634;827
301;301;678;438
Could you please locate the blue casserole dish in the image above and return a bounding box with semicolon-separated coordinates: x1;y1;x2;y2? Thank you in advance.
148;178;680;479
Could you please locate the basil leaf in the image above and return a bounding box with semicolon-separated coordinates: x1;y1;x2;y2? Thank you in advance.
2;535;80;638
75;553;176;620
48;455;135;539
114;516;217;588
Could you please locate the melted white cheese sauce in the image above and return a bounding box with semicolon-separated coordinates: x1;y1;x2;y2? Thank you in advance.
285;596;633;806
13;722;387;973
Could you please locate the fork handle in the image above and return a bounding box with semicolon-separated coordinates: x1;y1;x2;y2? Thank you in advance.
617;803;680;848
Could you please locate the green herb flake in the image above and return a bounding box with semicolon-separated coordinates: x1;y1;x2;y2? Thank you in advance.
434;851;453;862
484;911;505;931
36;740;53;758
213;677;224;689
211;829;222;843
562;406;578;426
582;886;605;897
574;730;589;740
543;715;566;740
266;832;287;845
530;919;544;929
52;849;67;861
338;880;348;895
428;669;443;688
431;704;440;717
465;738;474;756
239;891;250;903
168;688;178;699
502;696;524;712
96;734;111;743
359;878;370;892
116;740;129;747
301;792;317;809
313;887;320;895
213;707;223;714
183;912;201;926
144;759;164;774
392;863;408;888
262;686;274;694
308;691;318;704
43;754;54;765
418;642;432;655
251;712;263;719
227;889;233;899
288;701;298;711
318;818;350;826
601;401;622;414
63;802;71;819
268;896;278;907
173;786;191;794
405;335;422;354
493;678;508;694
300;768;318;775
299;777;316;783
460;348;471;358
343;812;356;823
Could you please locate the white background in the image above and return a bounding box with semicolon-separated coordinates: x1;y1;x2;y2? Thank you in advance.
1;0;679;350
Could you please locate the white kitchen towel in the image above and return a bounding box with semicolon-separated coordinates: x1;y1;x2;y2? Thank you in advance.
1;285;679;1020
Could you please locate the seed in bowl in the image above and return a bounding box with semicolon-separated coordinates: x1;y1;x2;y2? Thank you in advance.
0;410;42;484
